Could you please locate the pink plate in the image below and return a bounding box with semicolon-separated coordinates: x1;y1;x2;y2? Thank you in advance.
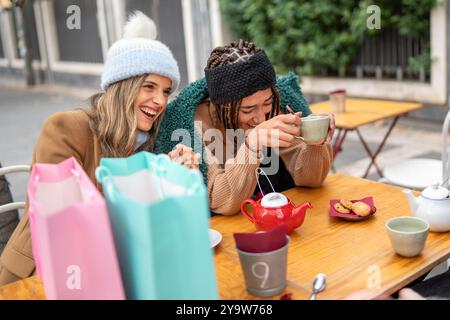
329;197;376;221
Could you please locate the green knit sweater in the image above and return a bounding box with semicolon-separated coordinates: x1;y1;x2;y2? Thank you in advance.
154;72;312;183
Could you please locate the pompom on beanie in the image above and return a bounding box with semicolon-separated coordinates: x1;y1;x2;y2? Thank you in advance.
101;11;180;92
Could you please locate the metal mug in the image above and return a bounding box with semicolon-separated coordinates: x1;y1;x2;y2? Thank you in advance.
236;236;290;297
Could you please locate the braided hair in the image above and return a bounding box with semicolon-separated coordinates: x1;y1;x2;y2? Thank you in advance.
206;39;280;130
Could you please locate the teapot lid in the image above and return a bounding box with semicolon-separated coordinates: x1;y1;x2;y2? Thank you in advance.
422;184;450;200
261;192;289;208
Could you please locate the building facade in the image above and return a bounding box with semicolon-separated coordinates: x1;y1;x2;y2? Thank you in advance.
0;0;225;90
1;1;448;112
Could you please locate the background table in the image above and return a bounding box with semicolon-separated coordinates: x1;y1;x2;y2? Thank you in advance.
2;173;450;300
311;98;423;178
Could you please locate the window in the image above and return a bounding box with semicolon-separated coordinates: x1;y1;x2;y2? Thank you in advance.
11;5;41;60
52;0;103;63
125;0;188;88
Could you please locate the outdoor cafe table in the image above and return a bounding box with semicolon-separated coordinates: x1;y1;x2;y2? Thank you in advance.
1;173;450;300
310;98;423;178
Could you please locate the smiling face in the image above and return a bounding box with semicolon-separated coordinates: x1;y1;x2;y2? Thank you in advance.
237;88;274;131
135;74;172;132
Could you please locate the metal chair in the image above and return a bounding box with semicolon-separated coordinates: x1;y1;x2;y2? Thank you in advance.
382;103;450;190
0;165;31;214
0;164;30;254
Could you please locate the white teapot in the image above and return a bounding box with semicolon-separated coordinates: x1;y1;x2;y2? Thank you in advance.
403;184;450;232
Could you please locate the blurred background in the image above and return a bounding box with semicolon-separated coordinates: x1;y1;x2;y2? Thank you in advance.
0;0;449;251
1;0;448;113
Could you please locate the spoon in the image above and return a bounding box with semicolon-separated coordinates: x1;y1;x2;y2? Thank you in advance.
309;273;326;300
286;105;303;140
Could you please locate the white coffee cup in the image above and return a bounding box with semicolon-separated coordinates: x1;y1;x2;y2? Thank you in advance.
300;115;330;145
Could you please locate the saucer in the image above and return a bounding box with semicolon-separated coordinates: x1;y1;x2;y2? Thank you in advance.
329;197;376;221
209;229;222;248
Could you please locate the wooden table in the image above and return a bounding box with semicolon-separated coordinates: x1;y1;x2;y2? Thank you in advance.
311;98;423;178
2;173;450;300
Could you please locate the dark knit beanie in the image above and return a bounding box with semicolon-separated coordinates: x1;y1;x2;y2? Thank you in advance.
204;50;276;105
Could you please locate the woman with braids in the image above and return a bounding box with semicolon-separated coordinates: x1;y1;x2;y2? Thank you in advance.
0;12;198;285
155;40;335;215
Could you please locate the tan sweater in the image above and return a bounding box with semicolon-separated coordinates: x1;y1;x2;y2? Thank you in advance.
195;103;333;215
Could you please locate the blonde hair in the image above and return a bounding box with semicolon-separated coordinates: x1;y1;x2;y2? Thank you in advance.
88;74;164;157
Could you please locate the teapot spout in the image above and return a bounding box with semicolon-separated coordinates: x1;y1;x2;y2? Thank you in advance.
402;189;419;214
292;202;313;223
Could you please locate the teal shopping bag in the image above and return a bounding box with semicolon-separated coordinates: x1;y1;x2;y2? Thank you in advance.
95;151;217;300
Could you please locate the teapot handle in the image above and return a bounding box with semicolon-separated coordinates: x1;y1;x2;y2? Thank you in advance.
241;199;257;223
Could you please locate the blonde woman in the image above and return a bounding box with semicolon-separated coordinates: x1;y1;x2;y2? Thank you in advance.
0;12;197;285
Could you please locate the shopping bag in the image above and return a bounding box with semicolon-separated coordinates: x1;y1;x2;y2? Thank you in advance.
96;151;217;300
27;157;125;299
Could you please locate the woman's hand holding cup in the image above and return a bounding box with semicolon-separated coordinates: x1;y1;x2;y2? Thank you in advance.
246;113;302;150
294;108;335;145
319;112;335;143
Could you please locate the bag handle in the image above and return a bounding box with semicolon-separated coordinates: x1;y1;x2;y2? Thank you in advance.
150;154;202;196
96;154;203;201
184;170;203;195
150;154;171;173
95;155;171;201
70;168;95;200
95;166;118;202
150;154;171;198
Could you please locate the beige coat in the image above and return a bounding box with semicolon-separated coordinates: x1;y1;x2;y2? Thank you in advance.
0;109;102;286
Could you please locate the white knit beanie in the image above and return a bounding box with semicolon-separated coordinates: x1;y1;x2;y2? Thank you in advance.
100;11;180;92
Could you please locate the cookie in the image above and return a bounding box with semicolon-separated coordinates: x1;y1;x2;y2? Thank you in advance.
339;199;353;210
351;201;372;217
334;202;351;214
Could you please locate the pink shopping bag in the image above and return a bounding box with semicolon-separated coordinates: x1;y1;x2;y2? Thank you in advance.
27;157;124;300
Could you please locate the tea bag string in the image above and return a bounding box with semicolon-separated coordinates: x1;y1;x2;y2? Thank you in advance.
255;168;276;197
